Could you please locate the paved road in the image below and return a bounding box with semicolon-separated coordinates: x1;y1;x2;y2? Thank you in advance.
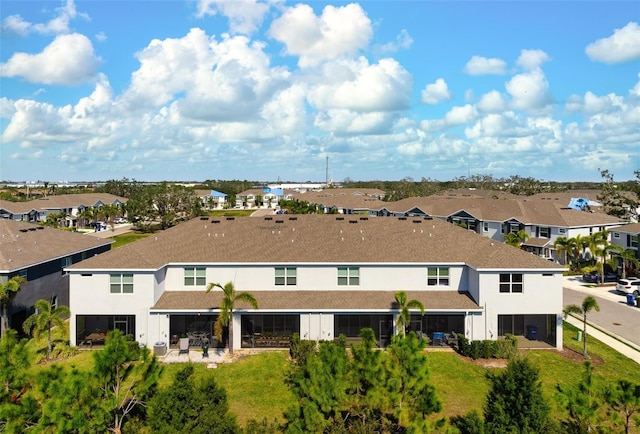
564;287;640;348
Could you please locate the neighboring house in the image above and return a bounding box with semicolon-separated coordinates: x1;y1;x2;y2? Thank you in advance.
67;215;564;351
0;193;127;226
236;188;294;208
291;188;386;214
610;222;640;275
374;196;627;263
196;189;228;210
0;219;112;333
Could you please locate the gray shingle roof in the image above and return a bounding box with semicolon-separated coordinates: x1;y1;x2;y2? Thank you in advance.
68;215;563;271
0;193;126;214
151;290;481;311
0;219;112;272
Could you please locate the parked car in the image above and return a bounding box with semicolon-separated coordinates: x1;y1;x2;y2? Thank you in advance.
582;271;618;283
616;278;640;296
114;217;127;224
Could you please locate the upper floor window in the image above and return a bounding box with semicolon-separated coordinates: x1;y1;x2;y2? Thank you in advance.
338;267;359;286
499;273;523;293
427;267;449;286
539;227;550;238
559;228;566;234
275;267;297;286
613;232;620;239
184;267;206;286
631;235;638;248
61;256;72;268
110;273;133;294
483;222;489;232
18;269;28;281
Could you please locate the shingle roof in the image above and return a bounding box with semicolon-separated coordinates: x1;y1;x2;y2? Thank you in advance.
0;193;126;214
0;219;112;272
151;290;481;311
611;223;640;234
68;215;563;271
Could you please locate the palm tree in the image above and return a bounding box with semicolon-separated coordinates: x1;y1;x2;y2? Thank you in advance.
588;231;611;284
206;281;258;356
563;296;600;358
0;276;26;337
574;234;591;261
608;246;640;279
394;291;425;337
23;298;70;359
553;236;577;266
503;229;529;248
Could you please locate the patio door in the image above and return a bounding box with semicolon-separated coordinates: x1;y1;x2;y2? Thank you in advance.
379;319;392;348
113;316;129;335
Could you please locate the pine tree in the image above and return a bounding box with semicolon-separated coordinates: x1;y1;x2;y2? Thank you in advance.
484;356;553;433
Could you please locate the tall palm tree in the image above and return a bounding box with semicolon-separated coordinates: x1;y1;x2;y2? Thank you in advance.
394;291;425;337
206;281;258;355
574;234;591;261
608;245;640;279
553;236;576;266
23;298;70;359
563;296;600;358
588;231;611;284
0;276;26;337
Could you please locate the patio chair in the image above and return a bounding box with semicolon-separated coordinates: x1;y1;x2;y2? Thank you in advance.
179;337;190;355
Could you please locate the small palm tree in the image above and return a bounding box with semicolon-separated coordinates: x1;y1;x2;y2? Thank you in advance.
206;281;258;355
503;230;529;248
554;236;577;266
23;298;70;359
394;291;424;337
0;276;26;337
563;296;600;358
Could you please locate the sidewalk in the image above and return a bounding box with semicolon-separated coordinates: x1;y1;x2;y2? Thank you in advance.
564;315;640;364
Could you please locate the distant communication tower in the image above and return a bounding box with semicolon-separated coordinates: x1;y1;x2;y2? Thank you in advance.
325;156;329;186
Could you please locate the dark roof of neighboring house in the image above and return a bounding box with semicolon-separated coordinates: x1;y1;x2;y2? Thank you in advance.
378;196;626;228
151;290;481;311
290;189;386;210
0;219;112;273
68;215;563;271
611;223;640;234
0;193;126;214
522;237;553;248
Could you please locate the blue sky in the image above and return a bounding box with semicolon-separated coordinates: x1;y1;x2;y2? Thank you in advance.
1;1;639;183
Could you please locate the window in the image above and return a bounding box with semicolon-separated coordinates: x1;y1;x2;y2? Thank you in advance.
184;267;206;286
483;222;489;232
110;273;133;294
427;267;449;286
61;256;72;268
631;235;638;248
499;273;523;293
539;227;550;238
338;267;359;286
275;267;297;286
18;269;27;280
558;228;566;234
613;232;620;239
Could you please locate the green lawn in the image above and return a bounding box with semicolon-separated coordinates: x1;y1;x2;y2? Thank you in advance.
28;322;640;428
108;232;152;248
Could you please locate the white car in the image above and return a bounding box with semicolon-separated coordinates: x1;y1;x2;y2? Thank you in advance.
616;278;640;297
114;217;127;224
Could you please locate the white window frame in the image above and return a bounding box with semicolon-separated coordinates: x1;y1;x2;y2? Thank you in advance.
338;267;359;286
483;222;489;232
631;235;638;248
275;267;297;286
184;267;206;286
110;273;133;294
539;227;550;238
427;267;450;286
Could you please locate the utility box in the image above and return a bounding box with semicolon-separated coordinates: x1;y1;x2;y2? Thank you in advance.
153;341;167;356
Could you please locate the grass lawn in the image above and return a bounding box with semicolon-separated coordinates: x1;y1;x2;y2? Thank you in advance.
108;232;152;248
28;322;640;428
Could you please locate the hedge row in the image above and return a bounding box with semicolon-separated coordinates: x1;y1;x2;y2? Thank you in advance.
456;333;518;360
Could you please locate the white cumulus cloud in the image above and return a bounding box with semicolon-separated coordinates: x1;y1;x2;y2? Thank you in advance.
421;78;452;104
464;55;506;75
585;21;640;64
1;0;87;36
517;49;550;70
195;0;270;35
268;3;372;67
0;33;101;85
505;68;552;112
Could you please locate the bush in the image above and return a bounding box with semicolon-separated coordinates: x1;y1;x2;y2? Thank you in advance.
494;334;518;359
450;409;485;434
469;340;482;360
288;333;317;365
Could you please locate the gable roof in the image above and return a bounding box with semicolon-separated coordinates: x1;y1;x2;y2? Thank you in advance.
0;219;112;273
68;215;563;271
0;193;126;214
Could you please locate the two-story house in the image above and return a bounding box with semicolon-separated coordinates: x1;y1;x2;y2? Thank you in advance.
0;219;112;332
66;215;564;351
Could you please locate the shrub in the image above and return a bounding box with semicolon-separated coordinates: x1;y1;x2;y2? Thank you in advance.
288;333;317;365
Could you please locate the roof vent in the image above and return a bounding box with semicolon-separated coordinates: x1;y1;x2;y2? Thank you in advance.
264;216;273;221
288;217;297;221
37;226;44;230
199;216;208;220
424;216;433;220
336;217;344;221
226;217;235;221
19;229;28;232
212;220;221;224
275;220;284;224
399;217;407;221
412;220;422;224
349;220;357;224
359;217;368;221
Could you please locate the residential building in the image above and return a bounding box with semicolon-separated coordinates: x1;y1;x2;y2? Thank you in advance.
0;219;112;332
0;193;127;226
67;215;564;351
610;222;640;276
196;189;228;210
